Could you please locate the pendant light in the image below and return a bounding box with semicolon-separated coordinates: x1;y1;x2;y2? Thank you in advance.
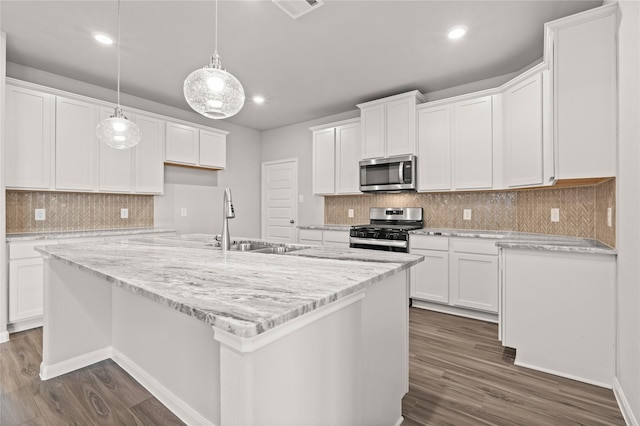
183;0;245;119
96;0;141;149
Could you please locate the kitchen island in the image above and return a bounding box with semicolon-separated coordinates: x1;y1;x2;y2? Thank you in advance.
36;234;422;426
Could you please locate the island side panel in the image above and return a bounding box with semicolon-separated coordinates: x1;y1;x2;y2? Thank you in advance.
361;270;408;426
41;257;113;379
111;286;221;425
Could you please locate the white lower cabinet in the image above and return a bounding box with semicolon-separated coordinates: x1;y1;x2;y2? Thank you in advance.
410;235;499;320
298;228;350;247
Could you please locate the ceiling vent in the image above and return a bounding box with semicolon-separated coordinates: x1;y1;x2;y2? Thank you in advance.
272;0;324;19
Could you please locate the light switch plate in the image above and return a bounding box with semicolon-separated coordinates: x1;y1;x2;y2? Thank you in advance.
551;208;560;222
463;209;472;221
348;209;354;218
120;208;129;219
35;209;46;221
181;208;187;217
607;207;612;227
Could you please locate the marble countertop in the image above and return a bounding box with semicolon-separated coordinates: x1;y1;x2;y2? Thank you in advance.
411;228;616;255
36;233;422;338
7;227;175;242
298;224;354;231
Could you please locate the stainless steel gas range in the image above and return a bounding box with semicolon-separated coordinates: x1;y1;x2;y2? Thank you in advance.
349;207;424;253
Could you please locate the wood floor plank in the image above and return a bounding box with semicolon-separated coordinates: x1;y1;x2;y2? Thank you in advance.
129;398;185;426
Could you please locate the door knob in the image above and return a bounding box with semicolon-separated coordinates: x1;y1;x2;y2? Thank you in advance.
290;219;295;224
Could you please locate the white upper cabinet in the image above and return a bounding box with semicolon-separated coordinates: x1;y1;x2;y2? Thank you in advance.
199;129;227;169
55;97;98;191
5;85;55;190
165;121;199;166
98;107;133;193
452;96;494;190
546;4;617;179
165;121;228;169
134;114;165;194
311;118;361;195
416;104;452;191
312;127;336;195
358;91;424;159
335;121;361;194
502;70;548;188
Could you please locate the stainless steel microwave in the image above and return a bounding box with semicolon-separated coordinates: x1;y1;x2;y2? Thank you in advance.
359;154;416;192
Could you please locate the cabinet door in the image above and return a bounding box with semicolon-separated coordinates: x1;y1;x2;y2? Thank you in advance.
9;257;44;322
335;122;361;194
360;104;386;159
312;128;336;195
386;97;415;156
98;107;133;192
322;230;350;247
417;105;452;191
5;85;55;189
299;229;323;246
55;97;98;191
199;130;226;169
134;114;165;194
553;11;616;179
410;249;449;304
166;121;198;165
504;73;544;187
453;96;493;190
450;252;498;313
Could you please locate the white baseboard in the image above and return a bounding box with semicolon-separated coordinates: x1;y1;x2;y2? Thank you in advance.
8;317;43;334
411;299;499;323
40;347;112;380
112;349;215;426
0;330;9;343
613;377;639;426
393;416;404;426
514;360;612;389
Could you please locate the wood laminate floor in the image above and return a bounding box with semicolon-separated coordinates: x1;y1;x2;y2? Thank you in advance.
0;309;625;425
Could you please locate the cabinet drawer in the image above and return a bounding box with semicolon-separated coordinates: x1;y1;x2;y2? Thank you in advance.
299;229;323;243
9;241;58;260
323;230;350;244
410;235;449;251
450;238;498;256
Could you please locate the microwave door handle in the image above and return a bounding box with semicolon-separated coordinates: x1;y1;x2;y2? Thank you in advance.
398;162;404;183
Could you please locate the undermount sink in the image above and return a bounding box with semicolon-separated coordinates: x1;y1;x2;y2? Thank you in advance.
250;246;305;255
205;241;305;254
231;243;271;251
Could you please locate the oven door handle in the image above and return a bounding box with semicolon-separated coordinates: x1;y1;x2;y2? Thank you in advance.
349;237;408;248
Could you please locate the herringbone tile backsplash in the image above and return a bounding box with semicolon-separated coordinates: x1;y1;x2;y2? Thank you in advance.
6;191;154;234
325;179;616;247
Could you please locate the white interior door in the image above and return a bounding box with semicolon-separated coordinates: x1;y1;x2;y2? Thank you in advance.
261;159;298;243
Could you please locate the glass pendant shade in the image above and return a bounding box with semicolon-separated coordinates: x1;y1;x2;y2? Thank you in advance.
184;53;245;119
96;106;141;149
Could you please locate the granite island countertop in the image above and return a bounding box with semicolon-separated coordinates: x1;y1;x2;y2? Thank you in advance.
36;233;422;338
7;227;175;242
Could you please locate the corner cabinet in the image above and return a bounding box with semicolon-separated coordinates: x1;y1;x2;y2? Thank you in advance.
310;118;361;195
545;4;617;180
357;91;425;159
502;68;554;188
165;121;228;170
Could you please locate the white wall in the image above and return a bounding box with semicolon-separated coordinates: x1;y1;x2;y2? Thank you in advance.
6;62;263;239
1;33;8;342
261;110;359;227
615;1;640;424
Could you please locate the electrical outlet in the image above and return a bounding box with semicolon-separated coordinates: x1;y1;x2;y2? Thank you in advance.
463;209;472;221
181;208;187;217
550;208;560;223
35;209;46;221
120;208;129;219
348;209;354;218
299;195;304;203
607;207;612;227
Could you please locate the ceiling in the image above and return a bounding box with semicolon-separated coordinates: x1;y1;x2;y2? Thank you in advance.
1;0;601;131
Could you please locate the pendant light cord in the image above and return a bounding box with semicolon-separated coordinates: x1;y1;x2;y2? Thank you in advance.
116;0;121;108
215;0;218;54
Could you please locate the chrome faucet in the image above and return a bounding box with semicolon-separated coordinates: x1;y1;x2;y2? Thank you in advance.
221;187;235;251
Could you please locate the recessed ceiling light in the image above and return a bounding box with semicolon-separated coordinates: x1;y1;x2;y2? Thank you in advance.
447;25;468;40
253;96;265;104
93;32;114;45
